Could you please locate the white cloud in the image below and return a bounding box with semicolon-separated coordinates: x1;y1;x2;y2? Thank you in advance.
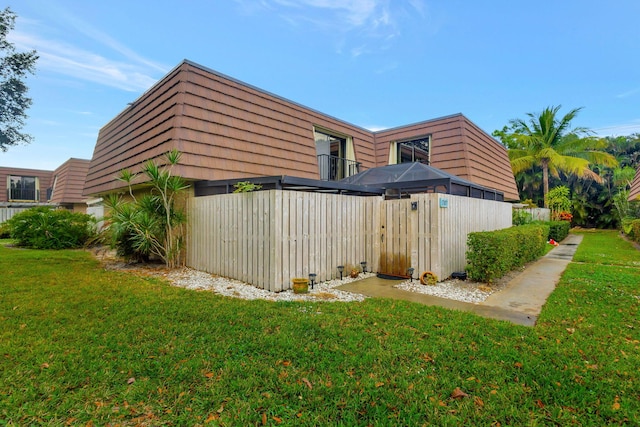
365;124;389;132
593;121;640;136
616;87;640;99
239;0;427;57
9;13;167;92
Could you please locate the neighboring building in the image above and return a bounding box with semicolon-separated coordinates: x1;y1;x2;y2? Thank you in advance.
0;159;90;211
629;167;640;201
0;166;53;205
49;159;92;212
84;60;519;200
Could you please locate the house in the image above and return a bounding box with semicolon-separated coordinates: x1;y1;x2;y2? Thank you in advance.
84;60;518;200
84;60;518;288
0;166;53;205
629;167;640;201
0;158;91;218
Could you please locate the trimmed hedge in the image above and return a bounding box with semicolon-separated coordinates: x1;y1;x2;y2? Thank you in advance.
5;207;96;249
466;224;549;283
548;220;570;242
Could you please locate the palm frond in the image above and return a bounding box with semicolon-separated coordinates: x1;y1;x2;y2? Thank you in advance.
510;155;536;174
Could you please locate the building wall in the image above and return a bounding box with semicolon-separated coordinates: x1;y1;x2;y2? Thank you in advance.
175;62;377;183
50;158;90;206
629;167;640;201
85;61;377;197
0;166;53;204
84;65;184;196
85;59;518;200
374;115;519;200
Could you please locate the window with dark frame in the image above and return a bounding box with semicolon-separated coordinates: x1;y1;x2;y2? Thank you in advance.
397;136;431;164
8;176;39;201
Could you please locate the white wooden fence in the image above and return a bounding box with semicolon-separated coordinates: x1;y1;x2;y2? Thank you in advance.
0;207;31;224
187;190;512;291
514;207;550;222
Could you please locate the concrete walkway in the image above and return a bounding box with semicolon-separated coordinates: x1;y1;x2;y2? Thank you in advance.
337;234;583;327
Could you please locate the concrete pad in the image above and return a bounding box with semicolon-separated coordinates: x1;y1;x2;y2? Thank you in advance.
337;233;583;327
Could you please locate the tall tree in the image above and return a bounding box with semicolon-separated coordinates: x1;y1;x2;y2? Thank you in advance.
506;105;617;207
0;7;38;152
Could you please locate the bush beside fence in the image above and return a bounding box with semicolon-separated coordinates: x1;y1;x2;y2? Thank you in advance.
628;219;640;243
547;220;571;242
466;224;549;283
4;207;96;249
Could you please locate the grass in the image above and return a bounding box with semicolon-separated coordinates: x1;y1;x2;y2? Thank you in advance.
1;232;639;426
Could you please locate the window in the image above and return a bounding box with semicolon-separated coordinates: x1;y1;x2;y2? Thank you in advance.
313;127;359;180
8;176;39;201
395;136;431;164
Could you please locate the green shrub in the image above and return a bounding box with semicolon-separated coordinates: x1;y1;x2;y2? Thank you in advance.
630;219;640;243
104;150;189;267
621;217;635;236
512;209;532;225
548;220;570;242
0;221;10;238
466;224;548;283
5;207;96;249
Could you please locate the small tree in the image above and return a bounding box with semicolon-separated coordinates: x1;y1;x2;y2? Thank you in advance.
104;150;189;268
546;186;572;221
0;8;38;151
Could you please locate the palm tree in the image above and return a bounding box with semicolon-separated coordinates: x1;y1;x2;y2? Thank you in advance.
508;105;618;207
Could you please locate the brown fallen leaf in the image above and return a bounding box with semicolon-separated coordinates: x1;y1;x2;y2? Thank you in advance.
535;399;545;409
375;382;384;388
473;396;484;407
272;416;282;423
514;362;523;369
566;328;575;334
422;353;434;363
450;387;469;399
261;412;267;425
204;413;218;423
41;362;50;369
127;377;135;385
302;378;313;389
204;372;215;378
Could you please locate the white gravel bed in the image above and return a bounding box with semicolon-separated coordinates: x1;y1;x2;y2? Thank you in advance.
166;267;373;302
101;253;500;304
165;267;499;304
394;279;495;304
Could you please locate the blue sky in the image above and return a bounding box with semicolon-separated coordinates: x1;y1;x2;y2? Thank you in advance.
3;0;640;170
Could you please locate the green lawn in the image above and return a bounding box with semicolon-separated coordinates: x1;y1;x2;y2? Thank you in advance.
1;231;639;426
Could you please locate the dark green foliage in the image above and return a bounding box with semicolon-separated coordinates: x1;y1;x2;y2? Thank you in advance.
0;8;38;151
497;116;640;228
0;221;10;238
466;224;548;282
547;220;570;242
4;207;96;249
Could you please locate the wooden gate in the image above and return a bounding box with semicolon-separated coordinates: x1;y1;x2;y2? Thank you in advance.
378;199;412;277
